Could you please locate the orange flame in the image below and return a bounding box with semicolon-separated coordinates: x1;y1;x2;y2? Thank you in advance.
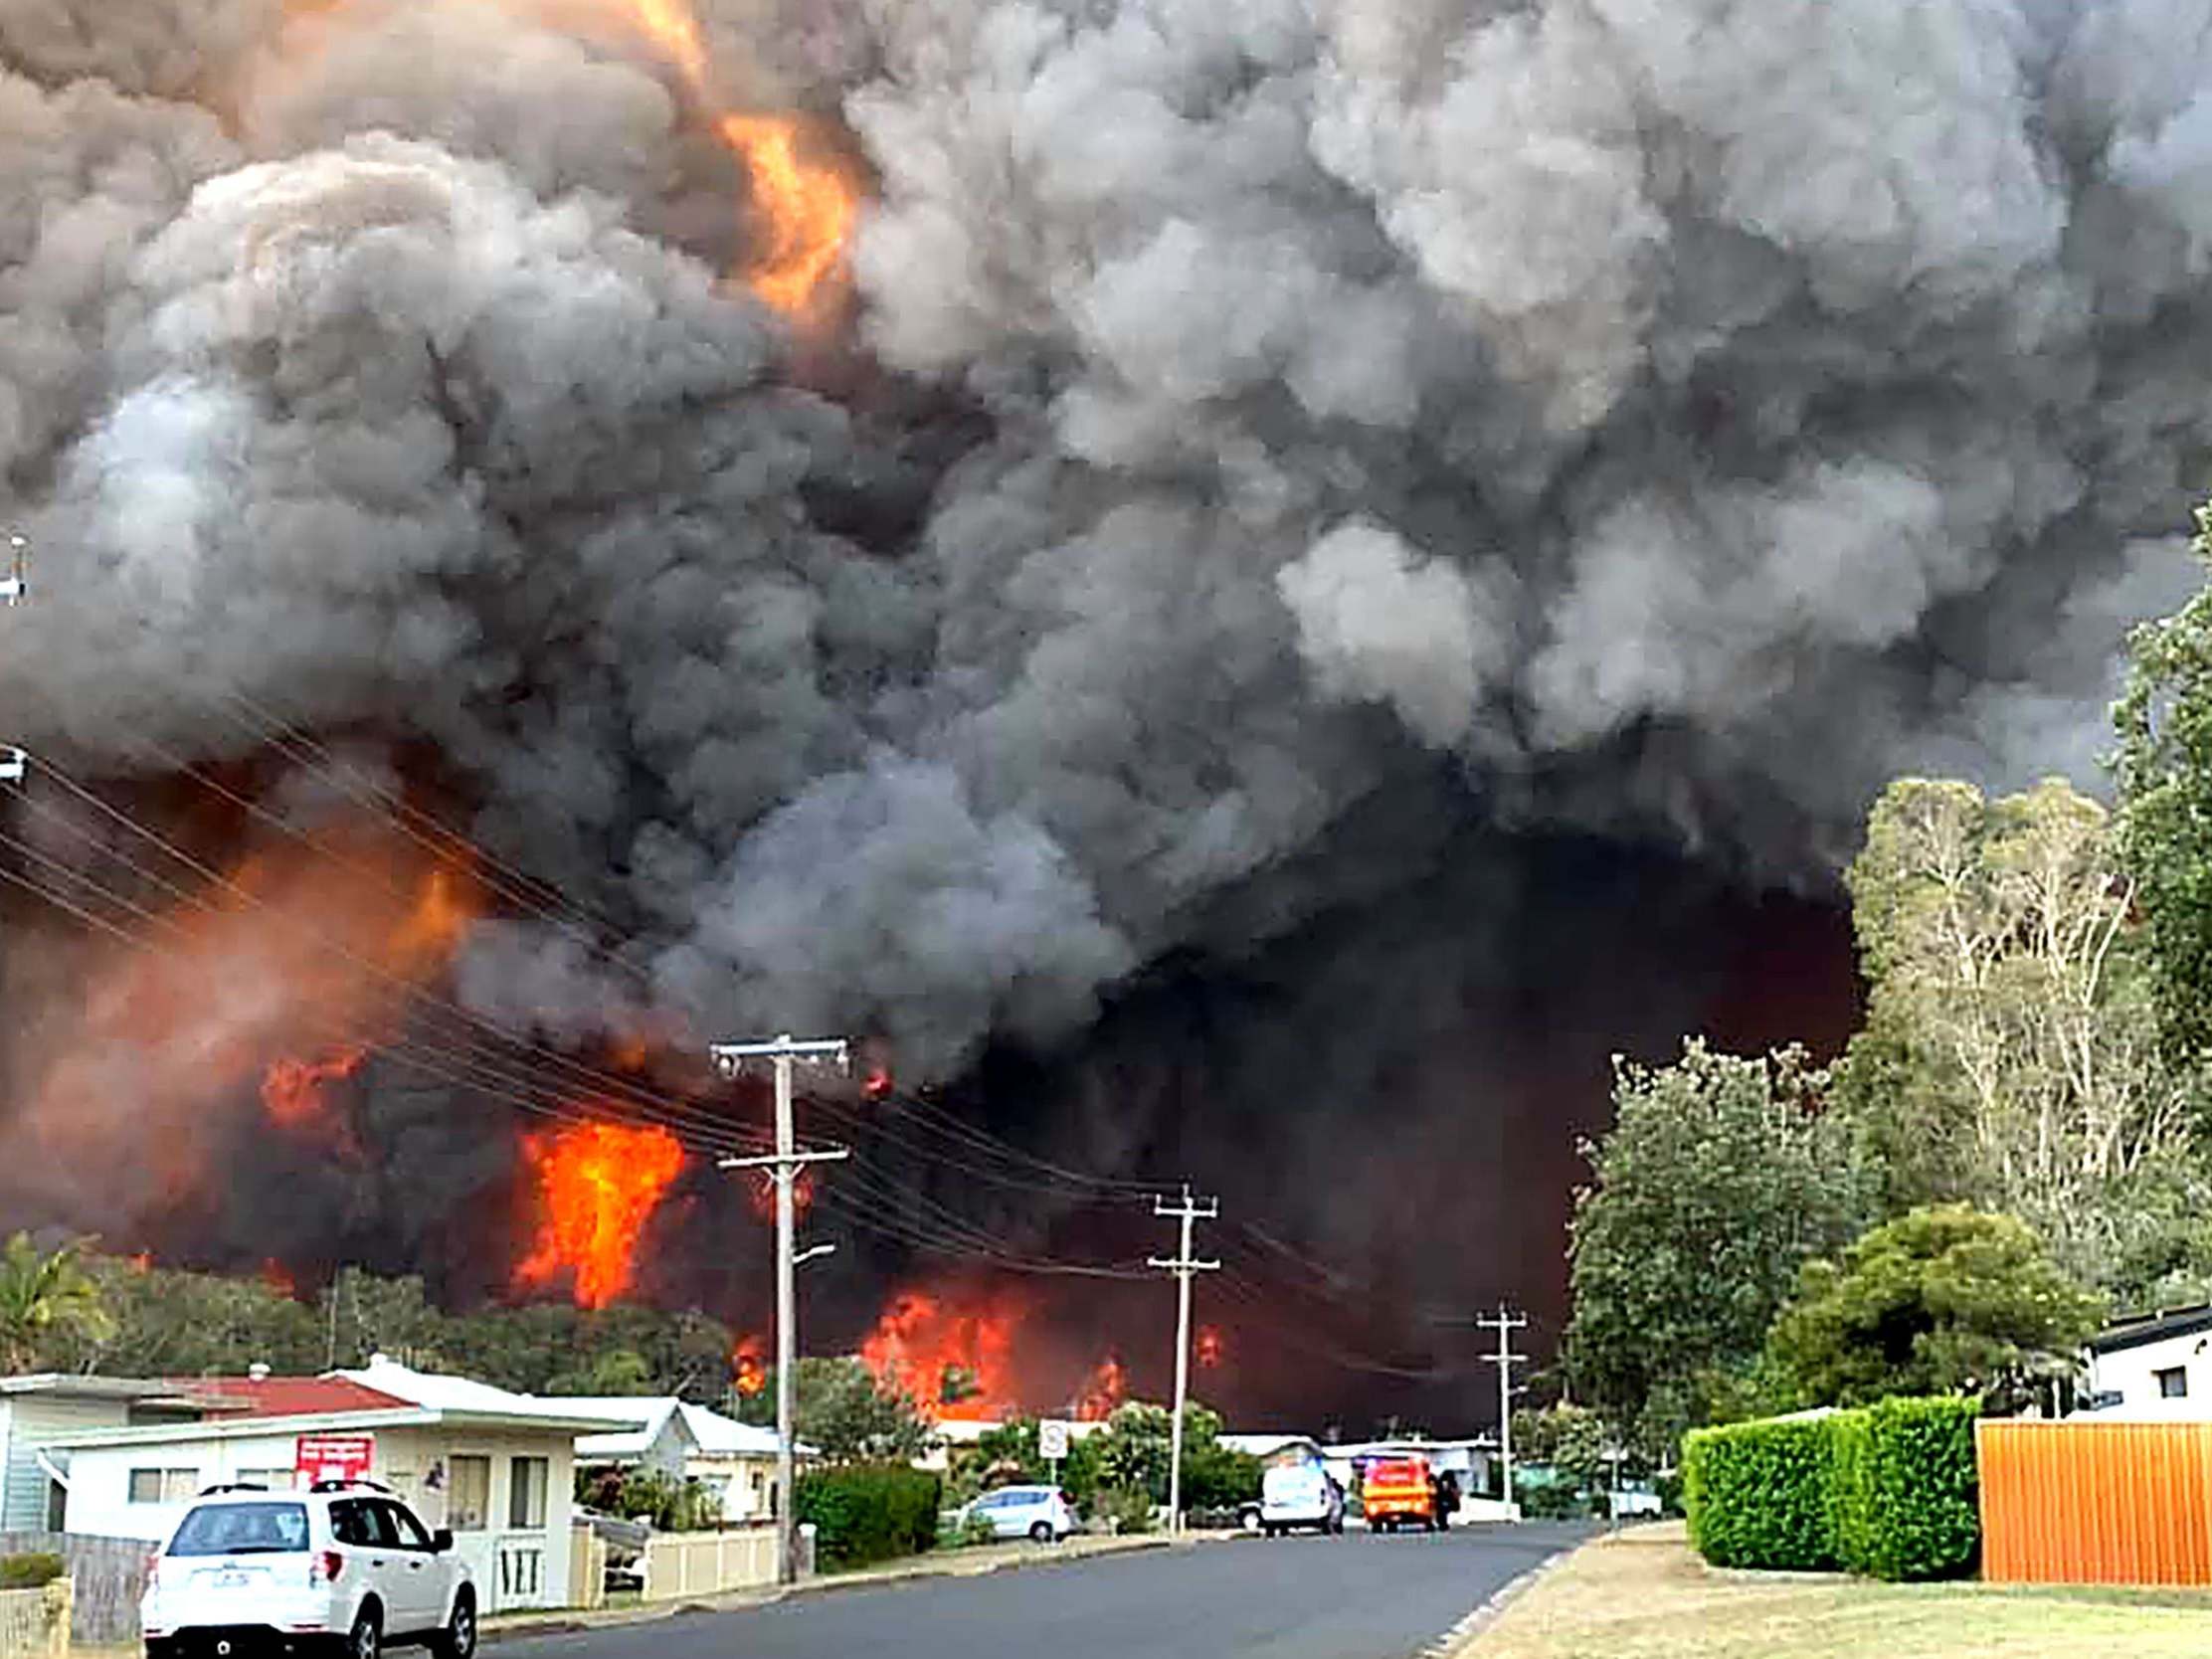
14;822;483;1217
514;1120;686;1307
126;1251;155;1274
1195;1326;1223;1370
733;1335;767;1397
717;114;857;317
860;1289;1021;1421
1075;1354;1126;1420
261;1044;368;1142
262;1259;299;1300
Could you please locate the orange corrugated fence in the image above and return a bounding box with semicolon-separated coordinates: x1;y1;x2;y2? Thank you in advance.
1977;1419;2212;1584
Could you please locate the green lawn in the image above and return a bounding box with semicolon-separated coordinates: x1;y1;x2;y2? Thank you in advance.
1462;1524;2212;1659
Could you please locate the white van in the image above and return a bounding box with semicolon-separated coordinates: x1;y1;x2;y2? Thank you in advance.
1258;1461;1345;1537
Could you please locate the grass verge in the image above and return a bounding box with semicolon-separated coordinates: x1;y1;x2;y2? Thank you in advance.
1460;1522;2212;1658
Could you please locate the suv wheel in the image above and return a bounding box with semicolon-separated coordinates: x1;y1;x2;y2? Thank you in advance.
1027;1521;1053;1544
430;1588;476;1659
347;1603;382;1659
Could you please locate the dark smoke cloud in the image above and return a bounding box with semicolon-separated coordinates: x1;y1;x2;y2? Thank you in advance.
4;0;2212;1279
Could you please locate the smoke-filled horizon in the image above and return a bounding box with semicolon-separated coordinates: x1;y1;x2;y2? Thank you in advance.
2;0;2210;1415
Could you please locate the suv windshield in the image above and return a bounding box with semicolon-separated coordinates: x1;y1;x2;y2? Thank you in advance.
169;1503;310;1556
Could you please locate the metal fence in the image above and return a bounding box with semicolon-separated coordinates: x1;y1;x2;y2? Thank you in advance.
0;1535;145;1644
0;1582;71;1659
1977;1418;2212;1585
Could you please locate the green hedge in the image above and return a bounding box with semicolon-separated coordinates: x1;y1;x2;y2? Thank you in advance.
1684;1397;1979;1581
794;1464;943;1568
0;1554;64;1590
1684;1415;1840;1569
1836;1396;1979;1580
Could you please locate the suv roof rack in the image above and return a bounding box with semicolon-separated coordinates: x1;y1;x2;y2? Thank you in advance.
197;1483;272;1496
309;1478;396;1495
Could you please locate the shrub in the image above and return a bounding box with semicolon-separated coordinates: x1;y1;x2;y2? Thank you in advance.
1835;1396;1979;1580
0;1555;64;1590
1092;1485;1155;1535
1686;1397;1980;1581
794;1464;942;1568
1683;1414;1839;1569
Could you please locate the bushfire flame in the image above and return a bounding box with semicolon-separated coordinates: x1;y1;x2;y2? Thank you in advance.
1075;1354;1126;1420
16;822;483;1218
861;1290;1019;1421
261;1044;368;1146
1195;1326;1223;1370
515;1120;686;1307
733;1336;767;1397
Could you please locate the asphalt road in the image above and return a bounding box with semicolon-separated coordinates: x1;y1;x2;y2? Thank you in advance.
502;1524;1589;1659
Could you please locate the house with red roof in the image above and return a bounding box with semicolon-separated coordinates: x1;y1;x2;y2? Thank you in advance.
39;1358;631;1614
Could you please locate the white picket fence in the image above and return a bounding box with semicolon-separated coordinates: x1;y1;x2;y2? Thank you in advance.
0;1581;71;1659
640;1529;777;1601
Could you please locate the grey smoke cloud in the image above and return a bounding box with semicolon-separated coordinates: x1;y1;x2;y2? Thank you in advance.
2;0;2211;1142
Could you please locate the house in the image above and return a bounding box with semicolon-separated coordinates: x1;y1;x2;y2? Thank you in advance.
0;1376;224;1534
2083;1305;2212;1419
570;1398;788;1521
42;1357;630;1614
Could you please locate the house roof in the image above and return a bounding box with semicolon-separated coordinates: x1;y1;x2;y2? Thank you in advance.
570;1397;788;1460
175;1378;414;1420
2092;1305;2212;1356
335;1357;636;1433
0;1374;203;1401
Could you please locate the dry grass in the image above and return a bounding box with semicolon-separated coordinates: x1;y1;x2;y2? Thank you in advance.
1462;1523;2212;1659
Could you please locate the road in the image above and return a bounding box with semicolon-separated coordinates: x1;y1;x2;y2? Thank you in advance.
502;1524;1589;1659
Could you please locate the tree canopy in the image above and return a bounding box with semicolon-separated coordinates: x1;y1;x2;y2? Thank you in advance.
2116;501;2212;1065
735;1357;931;1463
1837;776;2204;1293
1563;1039;1872;1450
0;1234;112;1373
1764;1204;2103;1411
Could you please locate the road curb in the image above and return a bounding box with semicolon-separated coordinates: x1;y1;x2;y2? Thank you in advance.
480;1532;1206;1644
1428;1538;1581;1658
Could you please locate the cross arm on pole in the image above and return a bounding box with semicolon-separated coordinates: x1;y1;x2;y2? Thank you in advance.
718;1148;850;1172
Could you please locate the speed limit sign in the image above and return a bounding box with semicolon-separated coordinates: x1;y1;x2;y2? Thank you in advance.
1039;1419;1072;1461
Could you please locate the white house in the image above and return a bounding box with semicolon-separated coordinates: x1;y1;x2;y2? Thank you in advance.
2084;1305;2212;1419
0;1376;220;1534
43;1358;629;1614
571;1398;787;1521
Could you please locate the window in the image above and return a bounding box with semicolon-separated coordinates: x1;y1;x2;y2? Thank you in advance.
168;1503;308;1556
508;1456;549;1530
2158;1366;2189;1399
381;1501;434;1551
329;1501;372;1547
448;1456;490;1532
128;1469;199;1505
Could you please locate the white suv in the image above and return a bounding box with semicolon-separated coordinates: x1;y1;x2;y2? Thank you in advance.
142;1482;475;1659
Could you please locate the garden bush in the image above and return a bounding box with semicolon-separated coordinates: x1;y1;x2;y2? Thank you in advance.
794;1464;942;1568
0;1554;64;1590
1683;1414;1840;1569
1835;1396;1979;1580
1686;1396;1979;1581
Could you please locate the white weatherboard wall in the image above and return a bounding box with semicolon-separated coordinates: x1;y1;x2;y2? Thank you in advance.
2089;1329;2212;1420
63;1425;577;1614
2;1395;134;1534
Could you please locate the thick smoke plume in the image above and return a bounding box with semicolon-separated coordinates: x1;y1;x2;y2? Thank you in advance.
3;0;2212;1389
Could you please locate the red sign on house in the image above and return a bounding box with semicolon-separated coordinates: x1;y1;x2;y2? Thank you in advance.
295;1434;375;1485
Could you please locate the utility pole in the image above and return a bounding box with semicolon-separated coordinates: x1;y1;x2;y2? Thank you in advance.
1148;1185;1218;1537
3;532;28;785
713;1034;849;1586
1476;1304;1529;1520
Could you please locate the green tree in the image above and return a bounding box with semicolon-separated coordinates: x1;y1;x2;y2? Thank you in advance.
736;1358;930;1463
0;1234;112;1372
1512;1402;1608;1492
2116;499;2212;1063
546;1348;654;1395
1564;1040;1872;1451
1839;776;2201;1291
1765;1204;2103;1411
